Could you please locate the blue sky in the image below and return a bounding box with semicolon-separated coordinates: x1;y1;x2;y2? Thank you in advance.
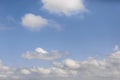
0;0;120;66
0;0;120;80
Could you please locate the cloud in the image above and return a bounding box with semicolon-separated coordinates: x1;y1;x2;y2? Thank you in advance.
21;13;48;30
21;13;62;31
114;45;119;51
63;59;80;69
1;47;120;80
20;69;31;75
0;60;14;79
22;48;68;61
41;0;86;16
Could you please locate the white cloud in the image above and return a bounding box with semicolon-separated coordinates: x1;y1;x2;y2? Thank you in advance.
21;13;62;31
0;60;14;79
21;13;48;30
41;0;86;16
22;48;68;60
20;49;120;79
35;48;48;54
63;59;80;69
20;69;31;75
32;67;51;75
1;47;120;80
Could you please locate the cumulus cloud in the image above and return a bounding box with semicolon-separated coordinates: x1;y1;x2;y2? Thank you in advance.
1;48;120;80
41;0;86;16
21;13;48;30
63;59;80;69
22;48;68;61
21;13;62;31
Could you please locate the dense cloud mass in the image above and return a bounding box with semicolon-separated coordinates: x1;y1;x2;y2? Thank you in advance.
0;49;120;80
41;0;86;16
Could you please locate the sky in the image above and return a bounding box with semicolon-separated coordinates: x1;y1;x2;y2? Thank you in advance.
0;0;120;80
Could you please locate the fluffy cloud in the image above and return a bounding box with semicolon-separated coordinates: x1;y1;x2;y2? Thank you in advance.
22;48;68;60
21;13;48;30
0;60;15;79
63;59;80;69
41;0;86;16
1;49;120;80
20;69;31;75
21;13;62;31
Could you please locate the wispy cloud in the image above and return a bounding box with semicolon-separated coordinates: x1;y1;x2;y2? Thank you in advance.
114;45;119;51
22;48;68;61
